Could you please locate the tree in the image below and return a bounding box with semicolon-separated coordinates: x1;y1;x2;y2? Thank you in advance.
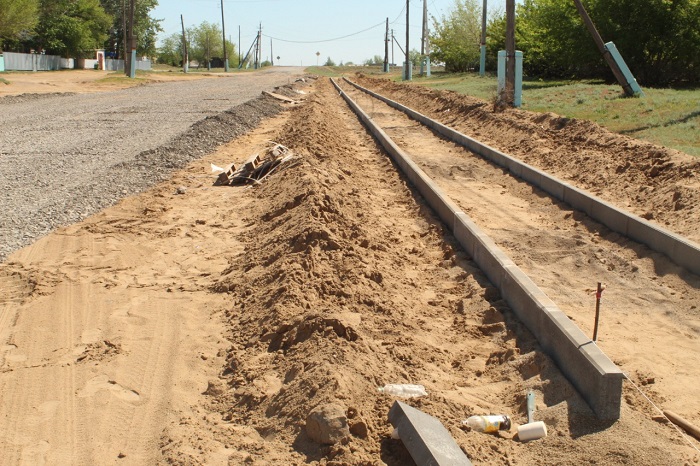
99;0;162;58
409;48;422;66
156;32;183;66
363;55;383;66
33;0;112;57
489;0;700;86
188;21;236;68
324;56;335;66
0;0;39;49
430;0;482;72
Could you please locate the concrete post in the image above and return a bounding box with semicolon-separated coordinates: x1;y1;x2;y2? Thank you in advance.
480;45;487;76
498;50;523;107
129;49;136;78
403;61;413;81
0;55;4;73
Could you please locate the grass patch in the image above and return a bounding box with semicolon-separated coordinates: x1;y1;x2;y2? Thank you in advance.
0;77;9;85
406;72;700;157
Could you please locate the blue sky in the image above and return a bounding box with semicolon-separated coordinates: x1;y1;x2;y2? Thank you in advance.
152;0;512;66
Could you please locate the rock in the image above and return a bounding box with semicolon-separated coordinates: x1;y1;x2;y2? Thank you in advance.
202;379;225;396
349;420;369;439
176;186;187;194
306;403;350;445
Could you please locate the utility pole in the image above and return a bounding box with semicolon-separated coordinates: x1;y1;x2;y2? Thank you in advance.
572;0;634;96
405;0;410;80
207;33;211;70
270;38;273;66
384;18;389;72
480;0;487;76
238;26;241;66
122;0;127;63
505;0;515;104
220;0;228;71
256;23;262;68
421;0;430;76
128;0;136;78
181;14;188;73
391;29;394;66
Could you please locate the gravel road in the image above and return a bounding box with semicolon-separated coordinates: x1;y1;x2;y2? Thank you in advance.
0;67;304;261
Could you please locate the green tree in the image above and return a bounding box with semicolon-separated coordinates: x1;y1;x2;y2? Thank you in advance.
99;0;162;58
363;54;383;66
430;0;482;72
324;56;335;66
189;21;236;68
34;0;112;57
489;0;700;86
409;48;422;65
156;31;183;66
0;0;39;49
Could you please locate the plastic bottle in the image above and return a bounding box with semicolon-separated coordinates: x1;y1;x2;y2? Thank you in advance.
377;384;427;398
462;415;511;433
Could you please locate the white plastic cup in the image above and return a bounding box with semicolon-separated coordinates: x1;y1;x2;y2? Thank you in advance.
517;421;548;441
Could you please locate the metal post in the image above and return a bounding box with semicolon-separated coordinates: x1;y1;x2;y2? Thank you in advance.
480;0;487;76
592;282;603;341
505;0;515;104
221;0;228;71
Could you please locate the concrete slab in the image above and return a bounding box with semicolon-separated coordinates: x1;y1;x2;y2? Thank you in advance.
389;401;473;466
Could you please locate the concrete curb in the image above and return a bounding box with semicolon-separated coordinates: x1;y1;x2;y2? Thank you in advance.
389;401;473;465
343;77;700;277
331;78;623;420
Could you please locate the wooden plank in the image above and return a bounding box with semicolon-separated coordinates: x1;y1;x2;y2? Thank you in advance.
262;90;298;104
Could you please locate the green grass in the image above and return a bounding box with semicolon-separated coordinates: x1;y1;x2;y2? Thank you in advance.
0;77;9;85
405;71;700;157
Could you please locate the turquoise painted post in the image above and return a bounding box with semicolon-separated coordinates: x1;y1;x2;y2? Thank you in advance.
514;50;523;107
0;55;4;72
604;42;644;96
403;61;413;81
130;49;136;78
497;50;506;97
426;57;431;77
480;45;486;76
498;50;523;107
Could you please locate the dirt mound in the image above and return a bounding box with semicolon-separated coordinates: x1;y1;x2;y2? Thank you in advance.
191;79;692;465
354;75;700;243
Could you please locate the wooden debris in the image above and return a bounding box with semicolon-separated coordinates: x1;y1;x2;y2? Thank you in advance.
262;91;299;104
216;163;238;185
214;143;296;187
244;153;262;172
663;410;700;441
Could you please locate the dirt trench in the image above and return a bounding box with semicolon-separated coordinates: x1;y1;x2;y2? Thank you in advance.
352;75;700;245
182;78;696;465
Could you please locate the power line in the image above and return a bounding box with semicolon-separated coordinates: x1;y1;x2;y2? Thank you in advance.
263;19;386;44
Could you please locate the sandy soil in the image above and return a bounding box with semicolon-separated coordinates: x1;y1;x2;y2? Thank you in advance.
0;69;214;97
1;75;699;465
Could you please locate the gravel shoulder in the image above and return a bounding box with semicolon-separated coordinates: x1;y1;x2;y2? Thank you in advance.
0;67;305;261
